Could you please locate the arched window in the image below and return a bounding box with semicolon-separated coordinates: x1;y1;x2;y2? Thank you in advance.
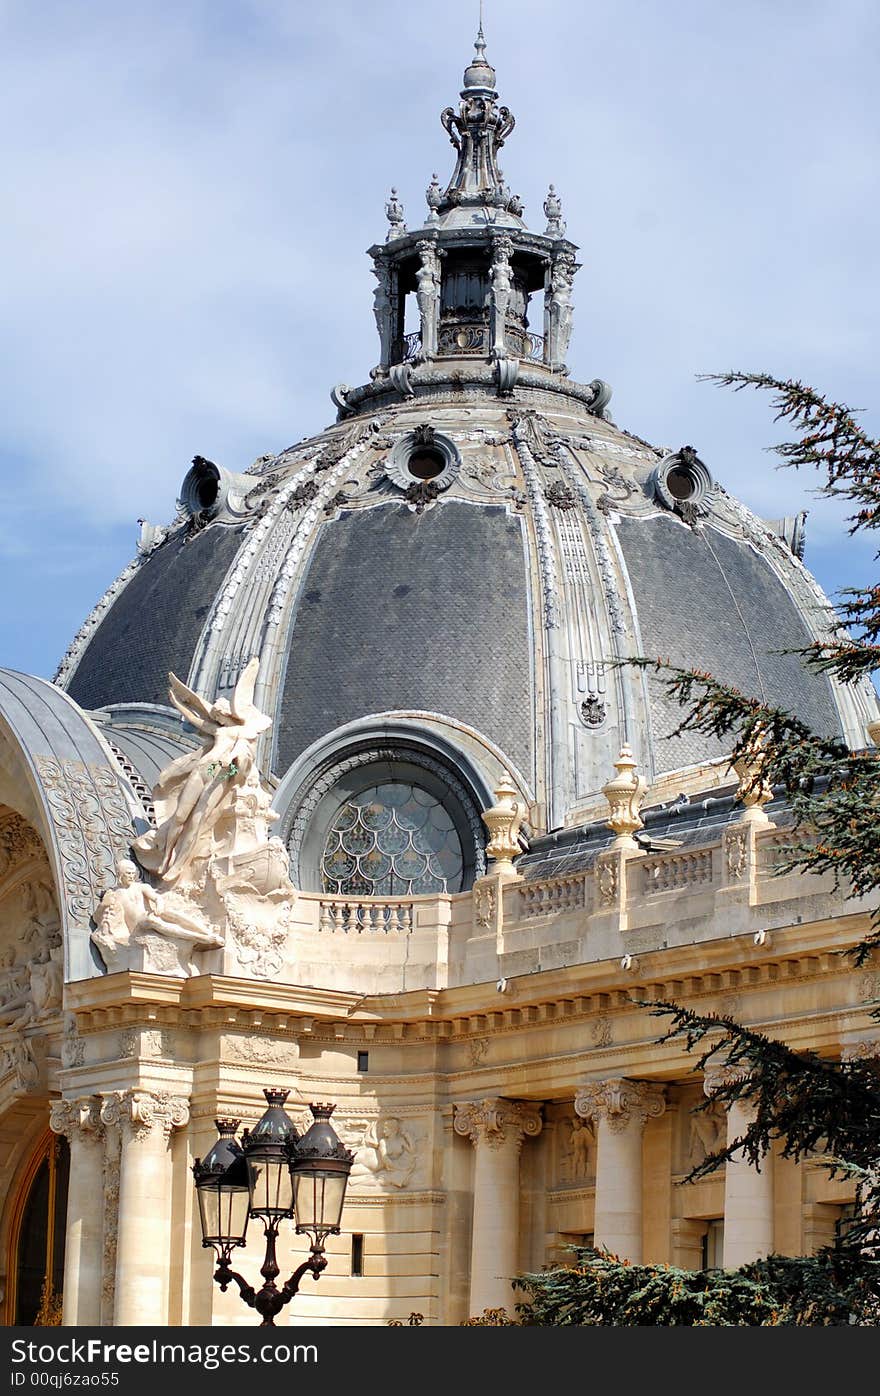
321;779;465;896
6;1132;69;1325
286;747;486;895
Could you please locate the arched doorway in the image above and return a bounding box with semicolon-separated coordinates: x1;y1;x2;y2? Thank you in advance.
5;1131;69;1325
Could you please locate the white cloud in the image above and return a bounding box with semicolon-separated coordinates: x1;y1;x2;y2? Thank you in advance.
1;0;878;674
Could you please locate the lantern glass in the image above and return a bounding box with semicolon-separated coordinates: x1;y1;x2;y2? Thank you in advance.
292;1167;348;1240
196;1173;250;1248
246;1151;294;1220
192;1119;249;1249
289;1102;353;1245
242;1089;299;1222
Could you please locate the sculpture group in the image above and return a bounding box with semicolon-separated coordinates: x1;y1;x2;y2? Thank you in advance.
92;659;296;978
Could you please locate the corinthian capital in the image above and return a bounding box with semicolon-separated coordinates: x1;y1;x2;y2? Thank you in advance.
703;1061;750;1097
100;1089;189;1142
454;1097;543;1152
50;1095;104;1143
575;1078;665;1134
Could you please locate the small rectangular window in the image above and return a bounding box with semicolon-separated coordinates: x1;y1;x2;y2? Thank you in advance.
357;1050;369;1072
702;1218;724;1269
351;1233;364;1276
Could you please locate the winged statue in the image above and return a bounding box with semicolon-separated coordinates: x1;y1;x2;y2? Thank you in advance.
132;658;272;887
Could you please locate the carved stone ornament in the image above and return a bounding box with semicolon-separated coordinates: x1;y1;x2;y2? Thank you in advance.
50;1095;104;1144
703;1060;750;1097
350;1117;421;1191
602;745;646;847
732;725;775;825
575;1079;666;1134
596;858;618;907
580;696;607;729
92;858;223;977
385;187;406;240
0;1038;39;1094
454;1097;543;1152
404;479;440;514
544;481;577;511
543;183;566;238
100;1089;189;1143
562;1113;594;1182
724;826;749;880
480;773;525;878
687;1100;726;1164
473;882;496;930
93;660;297;980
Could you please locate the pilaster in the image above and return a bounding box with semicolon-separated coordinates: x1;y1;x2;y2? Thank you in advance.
101;1089;189;1326
454;1097;542;1314
50;1096;105;1325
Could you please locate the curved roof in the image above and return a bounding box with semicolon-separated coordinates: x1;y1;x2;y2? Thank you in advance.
0;669;142;981
55;382;877;835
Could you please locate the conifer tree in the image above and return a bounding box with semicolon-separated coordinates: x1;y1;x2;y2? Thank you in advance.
515;373;880;1325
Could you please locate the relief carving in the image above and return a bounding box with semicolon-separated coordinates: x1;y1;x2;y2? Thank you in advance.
473;883;496;930
350;1117;421;1190
685;1099;726;1166
558;1112;594;1183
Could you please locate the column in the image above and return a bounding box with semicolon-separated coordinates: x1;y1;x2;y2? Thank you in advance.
50;1096;105;1326
575;1078;665;1262
102;1090;189;1325
704;1065;773;1267
454;1097;542;1314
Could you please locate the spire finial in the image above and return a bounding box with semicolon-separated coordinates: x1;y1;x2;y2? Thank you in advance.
476;0;486;58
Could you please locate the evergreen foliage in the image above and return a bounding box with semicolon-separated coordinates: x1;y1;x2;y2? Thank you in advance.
523;373;880;1325
514;1247;878;1326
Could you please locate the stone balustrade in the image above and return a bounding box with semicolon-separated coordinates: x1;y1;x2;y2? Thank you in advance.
518;874;586;919
640;848;715;894
318;896;414;934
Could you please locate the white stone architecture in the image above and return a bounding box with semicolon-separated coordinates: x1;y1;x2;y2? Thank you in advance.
0;25;878;1327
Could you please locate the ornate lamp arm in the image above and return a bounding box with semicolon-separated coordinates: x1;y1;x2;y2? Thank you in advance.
280;1248;327;1305
213;1254;257;1308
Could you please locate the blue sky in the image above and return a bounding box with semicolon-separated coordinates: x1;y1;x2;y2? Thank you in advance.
1;0;878;679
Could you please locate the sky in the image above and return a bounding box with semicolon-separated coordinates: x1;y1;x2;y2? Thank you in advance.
1;0;878;679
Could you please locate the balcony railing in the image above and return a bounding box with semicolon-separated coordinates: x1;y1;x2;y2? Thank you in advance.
318;896;414;934
390;330;421;365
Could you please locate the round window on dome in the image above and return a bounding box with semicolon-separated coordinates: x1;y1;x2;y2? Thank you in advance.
384;428;461;494
666;465;697;501
407;448;446;481
651;448;713;517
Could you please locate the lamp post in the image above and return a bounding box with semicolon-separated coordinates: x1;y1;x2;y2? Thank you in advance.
193;1090;354;1326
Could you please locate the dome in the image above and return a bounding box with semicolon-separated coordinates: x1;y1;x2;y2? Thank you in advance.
53;29;876;893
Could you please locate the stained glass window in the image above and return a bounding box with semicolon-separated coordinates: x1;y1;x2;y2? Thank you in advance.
321;782;465;896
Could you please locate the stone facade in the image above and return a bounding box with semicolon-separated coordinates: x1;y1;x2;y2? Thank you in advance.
0;25;878;1328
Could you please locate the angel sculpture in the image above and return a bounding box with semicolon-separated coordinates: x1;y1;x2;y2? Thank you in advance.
132;658;271;887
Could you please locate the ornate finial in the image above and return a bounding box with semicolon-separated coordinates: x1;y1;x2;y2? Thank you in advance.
385;188;406;241
543;184;566;238
602;745;646;848
732;725;775;825
425;173;442;223
480;772;525;878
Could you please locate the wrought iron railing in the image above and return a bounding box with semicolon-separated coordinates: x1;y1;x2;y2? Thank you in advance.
390;330;421;365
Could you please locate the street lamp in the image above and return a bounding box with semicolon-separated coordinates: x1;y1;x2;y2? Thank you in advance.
193;1090;354;1326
